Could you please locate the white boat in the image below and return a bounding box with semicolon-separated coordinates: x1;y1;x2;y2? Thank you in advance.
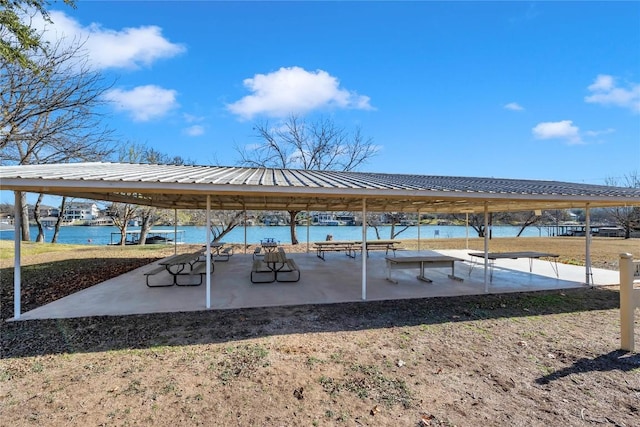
313;213;344;226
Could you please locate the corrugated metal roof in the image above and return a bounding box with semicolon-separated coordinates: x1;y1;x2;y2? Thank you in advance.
1;162;639;213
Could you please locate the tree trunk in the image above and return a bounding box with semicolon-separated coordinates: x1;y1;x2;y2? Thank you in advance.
110;204;137;245
51;197;66;243
119;224;128;245
34;193;45;242
368;222;381;240
211;223;239;243
138;211;153;245
389;222;410;239
19;192;30;241
210;211;245;243
288;210;299;245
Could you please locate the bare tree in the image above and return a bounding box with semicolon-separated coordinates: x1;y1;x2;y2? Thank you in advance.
238;114;376;244
117;142;194;167
606;171;640;239
366;212;412;240
210;211;245;243
451;213;494;238
33;193;45;242
1;38;115;241
138;207;159;246
500;211;543;237
0;0;75;70
109;203;138;245
50;196;67;243
387;213;412;240
117;142;194;244
366;213;384;240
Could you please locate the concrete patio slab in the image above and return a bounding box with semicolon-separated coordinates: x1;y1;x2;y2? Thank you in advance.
15;249;620;321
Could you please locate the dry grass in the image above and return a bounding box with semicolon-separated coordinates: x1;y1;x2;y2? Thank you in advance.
2;236;636;269
1;237;639;426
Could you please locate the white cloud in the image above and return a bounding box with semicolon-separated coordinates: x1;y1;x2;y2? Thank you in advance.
34;11;185;70
585;74;640;113
227;66;373;120
504;102;524;111
587;75;614;92
183;113;204;124
184;125;204;136
584;128;615;137
532;120;582;144
104;85;178;121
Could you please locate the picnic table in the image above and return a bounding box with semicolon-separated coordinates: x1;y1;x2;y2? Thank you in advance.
251;248;300;283
154;251;211;286
210;241;224;254
313;241;359;260
385;255;465;284
264;251;287;272
362;240;401;256
206;242;233;261
468;251;560;280
260;238;279;253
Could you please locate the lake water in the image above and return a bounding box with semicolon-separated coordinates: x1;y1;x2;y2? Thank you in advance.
0;224;549;246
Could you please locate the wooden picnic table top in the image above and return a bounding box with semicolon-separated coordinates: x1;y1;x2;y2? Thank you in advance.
363;240;401;246
264;251;287;264
314;240;401;247
314;240;358;247
159;252;201;266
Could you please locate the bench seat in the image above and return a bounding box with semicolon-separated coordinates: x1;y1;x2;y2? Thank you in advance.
251;260;275;283
277;259;301;282
175;261;209;286
215;246;233;262
366;243;401;257
314;244;358;260
144;265;172;287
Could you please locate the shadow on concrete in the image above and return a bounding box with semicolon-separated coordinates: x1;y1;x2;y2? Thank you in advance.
0;257;162;320
1;286;622;358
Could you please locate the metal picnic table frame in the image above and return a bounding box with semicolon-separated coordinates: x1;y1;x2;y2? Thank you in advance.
313;241;359;260
157;251;212;286
385;255;465;284
468;251;560;281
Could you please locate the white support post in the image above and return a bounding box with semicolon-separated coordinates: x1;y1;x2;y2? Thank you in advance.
585;204;592;286
483;203;489;293
174;209;178;255
619;253;640;352
243;209;247;255
465;212;469;250
417;209;421;252
362;199;367;300
306;208;310;253
206;195;212;309
14;191;22;320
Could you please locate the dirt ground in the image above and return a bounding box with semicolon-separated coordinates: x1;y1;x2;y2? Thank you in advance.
1;237;639;426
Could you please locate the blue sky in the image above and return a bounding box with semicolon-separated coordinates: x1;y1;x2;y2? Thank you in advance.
18;1;640;186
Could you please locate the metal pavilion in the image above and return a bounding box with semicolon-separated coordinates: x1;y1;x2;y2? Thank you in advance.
2;162;639;319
